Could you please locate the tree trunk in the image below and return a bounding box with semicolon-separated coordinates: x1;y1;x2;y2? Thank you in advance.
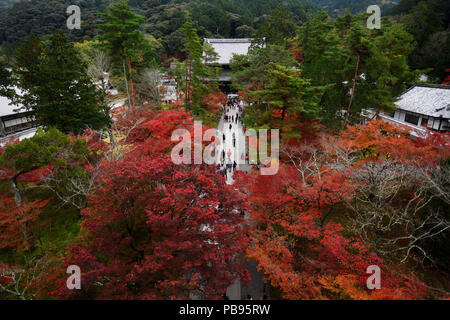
344;53;361;127
123;59;132;110
11;173;22;207
126;57;135;109
185;60;190;109
281;105;287;121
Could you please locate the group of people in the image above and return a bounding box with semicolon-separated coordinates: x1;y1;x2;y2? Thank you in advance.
217;95;246;181
223;105;243;129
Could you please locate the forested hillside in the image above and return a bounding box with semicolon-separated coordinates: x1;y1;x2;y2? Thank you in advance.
0;0;20;7
0;0;449;302
0;0;318;58
388;0;450;81
310;0;399;15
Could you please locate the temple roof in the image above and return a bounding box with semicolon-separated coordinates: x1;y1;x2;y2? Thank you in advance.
395;84;450;118
204;38;252;65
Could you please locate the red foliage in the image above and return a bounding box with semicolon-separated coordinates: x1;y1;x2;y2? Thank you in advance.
236;122;432;299
290;43;303;62
340;120;450;164
202;90;226;114
52;109;249;299
0;195;49;252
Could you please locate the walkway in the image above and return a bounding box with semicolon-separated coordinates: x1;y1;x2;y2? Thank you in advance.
216;95;267;301
215;96;250;185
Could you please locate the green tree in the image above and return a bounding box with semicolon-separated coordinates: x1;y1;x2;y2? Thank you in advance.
180;11;210;114
253;5;297;48
297;12;418;128
0;127;91;206
14;33;110;135
0;60;13;99
361;23;418;113
97;0;154;109
231;45;323;138
235;25;254;38
14;34;44;95
297;11;348;128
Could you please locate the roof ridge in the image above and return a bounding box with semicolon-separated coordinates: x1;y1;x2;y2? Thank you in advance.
204;38;252;43
412;83;450;90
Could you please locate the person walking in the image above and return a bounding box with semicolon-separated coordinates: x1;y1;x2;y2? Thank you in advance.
233;161;237;171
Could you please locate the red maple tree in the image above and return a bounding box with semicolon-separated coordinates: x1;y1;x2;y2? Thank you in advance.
53;109;248;299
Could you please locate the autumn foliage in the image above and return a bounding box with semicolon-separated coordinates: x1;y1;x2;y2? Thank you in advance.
52;107;249;299
236;120;450;300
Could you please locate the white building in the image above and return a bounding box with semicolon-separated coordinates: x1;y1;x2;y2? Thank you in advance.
362;84;450;137
392;84;450;132
0;87;36;139
203;38;253;91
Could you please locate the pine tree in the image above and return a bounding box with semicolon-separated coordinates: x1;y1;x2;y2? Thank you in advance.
297;11;349;129
97;0;153;109
231;44;323;138
253;5;297;48
362;23;418;113
297;12;419;128
180;11;210;113
15;32;110;135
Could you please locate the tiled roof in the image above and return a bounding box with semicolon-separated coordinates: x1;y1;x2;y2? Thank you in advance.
204;38;252;65
395;85;450;118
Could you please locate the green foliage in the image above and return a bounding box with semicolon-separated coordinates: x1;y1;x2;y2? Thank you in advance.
179;11;215;114
389;0;450;81
310;0;400;15
97;0;156;71
0;60;13;98
14;32;111;135
0;0;110;47
0;0;319;59
97;0;158;108
297;12;418;128
0;127;90;172
253;5;297;48
231;44;323;137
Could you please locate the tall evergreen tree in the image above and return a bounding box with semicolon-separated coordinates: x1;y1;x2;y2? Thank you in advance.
297;12;418;128
97;0;153;109
180;11;211;114
14;32;110;135
231;45;324;138
253;5;297;48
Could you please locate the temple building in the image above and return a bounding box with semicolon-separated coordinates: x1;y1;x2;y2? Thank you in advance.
0;87;36;140
203;38;253;93
362;84;450;137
